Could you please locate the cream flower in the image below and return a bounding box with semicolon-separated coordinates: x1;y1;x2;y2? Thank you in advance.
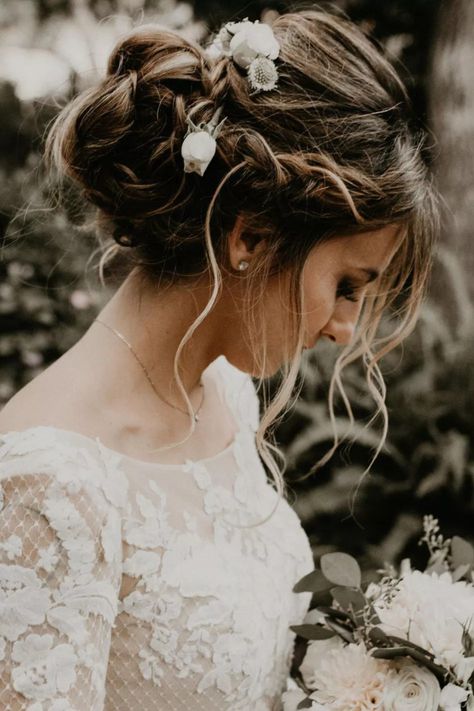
181;131;217;177
439;683;470;711
372;570;474;672
248;56;279;92
300;636;345;690
302;640;390;710
383;662;441;711
229;21;280;69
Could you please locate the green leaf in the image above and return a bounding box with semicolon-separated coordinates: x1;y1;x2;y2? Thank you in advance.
451;536;474;569
371;646;448;683
325;618;355;643
293;568;333;594
331;586;366;613
320;552;361;588
368;627;389;645
452;564;471;582
318;605;353;623
386;634;436;660
462;628;474;656
289;624;335;641
297;699;314;709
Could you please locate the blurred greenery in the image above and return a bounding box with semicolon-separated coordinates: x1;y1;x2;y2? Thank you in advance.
0;0;472;577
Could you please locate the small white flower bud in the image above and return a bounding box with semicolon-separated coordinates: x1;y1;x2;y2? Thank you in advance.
181;131;217;176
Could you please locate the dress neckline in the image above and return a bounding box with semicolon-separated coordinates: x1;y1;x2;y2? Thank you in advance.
0;355;244;471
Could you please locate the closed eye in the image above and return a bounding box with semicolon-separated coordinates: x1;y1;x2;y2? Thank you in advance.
336;278;362;303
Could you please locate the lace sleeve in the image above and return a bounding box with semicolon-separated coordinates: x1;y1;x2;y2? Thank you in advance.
0;467;123;711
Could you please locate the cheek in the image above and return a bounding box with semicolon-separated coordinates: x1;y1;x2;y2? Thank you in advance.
302;278;334;329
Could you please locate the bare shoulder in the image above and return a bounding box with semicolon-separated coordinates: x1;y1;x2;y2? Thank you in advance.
0;353;93;436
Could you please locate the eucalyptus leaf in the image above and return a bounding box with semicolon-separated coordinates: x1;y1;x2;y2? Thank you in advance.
321;552;361;588
325;618;355;643
386;635;436;660
312;589;333;607
290;624;335;641
371;646;448;682
368;627;390;645
317;606;353;622
302;608;326;625
331;586;366;613
451;536;474;569
293;569;333;594
452;563;471;582
462;628;474;656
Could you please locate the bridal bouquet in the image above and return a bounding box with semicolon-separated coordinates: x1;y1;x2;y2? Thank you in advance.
284;516;474;711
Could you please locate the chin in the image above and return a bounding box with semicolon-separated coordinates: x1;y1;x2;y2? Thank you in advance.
225;345;298;378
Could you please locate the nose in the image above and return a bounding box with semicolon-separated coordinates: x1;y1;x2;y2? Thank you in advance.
322;321;354;346
321;304;360;346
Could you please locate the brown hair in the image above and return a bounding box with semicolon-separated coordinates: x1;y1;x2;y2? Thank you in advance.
44;7;438;524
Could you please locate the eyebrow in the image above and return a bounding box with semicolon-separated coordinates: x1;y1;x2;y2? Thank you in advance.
355;268;380;283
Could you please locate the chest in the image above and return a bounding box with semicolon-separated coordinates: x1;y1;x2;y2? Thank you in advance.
108;445;313;709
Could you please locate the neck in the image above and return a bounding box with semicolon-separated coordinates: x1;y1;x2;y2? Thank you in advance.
82;267;230;415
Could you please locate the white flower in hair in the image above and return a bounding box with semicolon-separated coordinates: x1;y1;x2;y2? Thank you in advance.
229;21;280;69
207;18;280;93
180;107;226;176
247;56;279;92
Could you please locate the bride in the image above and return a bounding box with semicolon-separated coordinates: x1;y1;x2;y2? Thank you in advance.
0;8;437;711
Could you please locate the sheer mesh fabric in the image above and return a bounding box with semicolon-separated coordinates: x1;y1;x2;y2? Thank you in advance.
0;355;313;710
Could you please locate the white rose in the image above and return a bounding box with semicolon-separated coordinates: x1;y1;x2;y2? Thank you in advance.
439;683;470;711
383;663;441;711
181;131;217;176
229;22;280;70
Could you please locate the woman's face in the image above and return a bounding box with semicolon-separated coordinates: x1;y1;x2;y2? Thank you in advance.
300;224;401;349
226;223;401;376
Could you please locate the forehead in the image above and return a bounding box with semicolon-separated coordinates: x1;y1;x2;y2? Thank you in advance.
308;224;402;273
340;224;401;263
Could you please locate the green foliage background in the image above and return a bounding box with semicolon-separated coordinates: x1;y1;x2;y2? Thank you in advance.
0;0;472;577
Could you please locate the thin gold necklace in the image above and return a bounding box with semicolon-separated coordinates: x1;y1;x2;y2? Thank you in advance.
93;317;205;422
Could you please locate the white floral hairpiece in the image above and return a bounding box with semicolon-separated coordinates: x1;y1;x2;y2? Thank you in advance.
180;106;227;176
207;18;280;93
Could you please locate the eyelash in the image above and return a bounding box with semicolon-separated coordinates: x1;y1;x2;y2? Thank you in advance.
336;279;361;303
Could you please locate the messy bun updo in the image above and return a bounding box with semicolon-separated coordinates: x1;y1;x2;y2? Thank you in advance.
44;8;438;518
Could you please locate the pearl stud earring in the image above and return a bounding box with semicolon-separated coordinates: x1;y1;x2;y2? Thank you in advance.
238;260;249;271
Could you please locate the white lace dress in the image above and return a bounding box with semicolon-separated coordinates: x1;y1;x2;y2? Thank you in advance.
0;355;313;711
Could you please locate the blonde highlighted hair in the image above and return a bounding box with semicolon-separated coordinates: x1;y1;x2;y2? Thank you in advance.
44;7;438;526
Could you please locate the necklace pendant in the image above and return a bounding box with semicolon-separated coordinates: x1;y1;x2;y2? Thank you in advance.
194;413;199;422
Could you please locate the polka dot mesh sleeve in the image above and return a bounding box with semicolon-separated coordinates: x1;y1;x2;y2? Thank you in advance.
0;466;123;711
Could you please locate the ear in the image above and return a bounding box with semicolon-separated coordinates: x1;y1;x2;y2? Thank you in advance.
228;213;267;270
